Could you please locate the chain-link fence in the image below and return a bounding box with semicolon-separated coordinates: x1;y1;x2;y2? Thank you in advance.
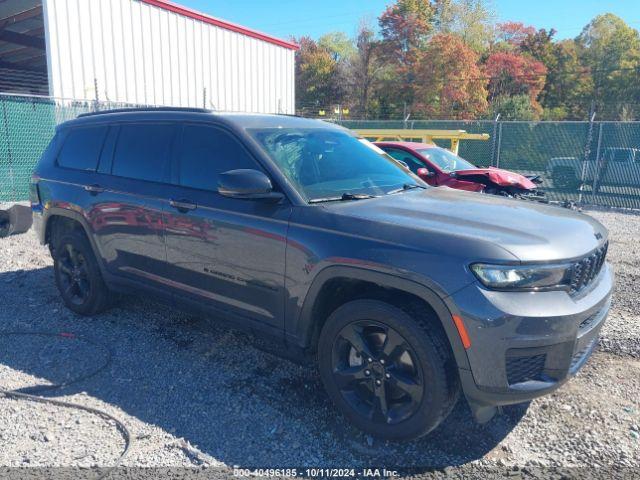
341;119;640;210
0;94;148;202
1;93;640;209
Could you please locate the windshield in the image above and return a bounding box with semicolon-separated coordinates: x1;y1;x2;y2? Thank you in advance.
418;147;476;172
250;128;421;202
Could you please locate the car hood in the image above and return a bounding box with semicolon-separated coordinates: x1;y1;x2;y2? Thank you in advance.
326;187;607;262
455;167;537;189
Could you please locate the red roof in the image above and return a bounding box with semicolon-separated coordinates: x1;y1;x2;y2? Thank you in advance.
140;0;299;51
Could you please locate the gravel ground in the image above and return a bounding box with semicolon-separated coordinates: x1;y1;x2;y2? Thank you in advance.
0;208;638;479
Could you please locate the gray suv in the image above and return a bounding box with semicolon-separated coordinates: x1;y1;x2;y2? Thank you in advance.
30;108;613;441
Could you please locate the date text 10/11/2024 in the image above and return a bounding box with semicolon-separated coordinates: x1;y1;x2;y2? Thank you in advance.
232;468;400;478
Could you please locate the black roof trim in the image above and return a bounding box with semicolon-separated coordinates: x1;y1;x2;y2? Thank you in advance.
78;107;213;118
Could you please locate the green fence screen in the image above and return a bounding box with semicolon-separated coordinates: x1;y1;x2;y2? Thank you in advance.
343;119;640;210
1;94;639;210
0;94;140;202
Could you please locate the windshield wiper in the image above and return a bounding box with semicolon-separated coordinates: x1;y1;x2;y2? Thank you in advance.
387;183;426;195
309;192;377;204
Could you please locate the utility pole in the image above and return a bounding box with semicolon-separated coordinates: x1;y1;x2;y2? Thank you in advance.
491;113;501;167
579;110;596;206
93;78;100;111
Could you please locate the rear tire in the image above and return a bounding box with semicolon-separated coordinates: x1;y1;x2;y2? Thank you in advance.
318;299;459;441
53;231;111;316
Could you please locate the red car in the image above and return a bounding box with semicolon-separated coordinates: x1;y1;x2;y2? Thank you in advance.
375;141;543;198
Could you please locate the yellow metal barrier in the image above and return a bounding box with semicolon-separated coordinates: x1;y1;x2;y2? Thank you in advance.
354;129;490;155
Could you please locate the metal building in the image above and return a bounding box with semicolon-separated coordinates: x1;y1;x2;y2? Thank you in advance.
0;0;298;113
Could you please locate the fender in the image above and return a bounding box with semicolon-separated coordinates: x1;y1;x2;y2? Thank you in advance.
288;265;471;371
38;206;110;278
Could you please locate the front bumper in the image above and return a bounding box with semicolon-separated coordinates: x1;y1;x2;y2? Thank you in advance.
449;263;613;418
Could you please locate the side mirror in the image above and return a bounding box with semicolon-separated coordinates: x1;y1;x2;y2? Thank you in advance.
218;169;284;202
417;168;435;180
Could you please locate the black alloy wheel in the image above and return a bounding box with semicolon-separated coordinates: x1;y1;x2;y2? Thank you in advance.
53;231;111;315
318;300;460;441
57;243;91;306
332;320;423;425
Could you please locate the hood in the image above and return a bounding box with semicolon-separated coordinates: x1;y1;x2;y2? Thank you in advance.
326;187;607;263
455;167;537;190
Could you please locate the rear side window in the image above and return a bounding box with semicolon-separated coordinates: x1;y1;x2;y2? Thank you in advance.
57;126;108;171
177;125;260;191
112;124;175;182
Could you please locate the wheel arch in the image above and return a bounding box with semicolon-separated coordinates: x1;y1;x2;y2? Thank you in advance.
291;266;471;370
43;208;108;274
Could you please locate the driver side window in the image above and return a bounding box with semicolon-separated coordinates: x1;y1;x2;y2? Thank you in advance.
384;148;428;174
177;125;262;191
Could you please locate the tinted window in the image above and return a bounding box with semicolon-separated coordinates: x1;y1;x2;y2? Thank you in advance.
178;125;259;191
384;148;427;173
57;126;108;171
112;124;175;182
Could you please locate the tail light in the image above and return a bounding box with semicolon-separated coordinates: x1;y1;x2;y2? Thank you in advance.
29;175;41;206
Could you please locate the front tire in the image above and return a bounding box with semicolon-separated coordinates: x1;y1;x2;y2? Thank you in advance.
53;232;111;316
318;300;459;441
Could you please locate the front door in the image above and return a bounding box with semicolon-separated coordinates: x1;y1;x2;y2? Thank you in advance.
162;124;290;332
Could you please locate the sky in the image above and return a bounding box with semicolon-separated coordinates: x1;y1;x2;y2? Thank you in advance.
177;0;640;41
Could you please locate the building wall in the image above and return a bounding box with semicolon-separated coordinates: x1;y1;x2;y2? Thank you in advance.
42;0;295;113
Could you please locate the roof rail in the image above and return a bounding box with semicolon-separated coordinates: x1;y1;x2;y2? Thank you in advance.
78;107;213;118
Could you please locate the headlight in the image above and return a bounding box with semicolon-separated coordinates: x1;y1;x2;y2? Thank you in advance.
470;263;572;291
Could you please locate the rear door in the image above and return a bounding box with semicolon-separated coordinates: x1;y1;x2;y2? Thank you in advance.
162;123;291;332
88;122;177;285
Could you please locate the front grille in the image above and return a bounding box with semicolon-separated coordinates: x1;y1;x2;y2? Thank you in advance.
506;353;546;385
569;242;608;294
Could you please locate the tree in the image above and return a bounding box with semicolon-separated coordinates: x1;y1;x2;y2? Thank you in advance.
379;0;434;55
485;51;547;115
521;31;593;120
519;27;556;64
488;94;536;120
378;0;435;109
318;32;356;62
413;33;488;118
576;14;640;119
496;22;536;47
294;37;345;114
433;0;496;52
347;23;385;118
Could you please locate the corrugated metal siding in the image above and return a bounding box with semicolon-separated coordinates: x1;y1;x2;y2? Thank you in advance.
42;0;295;113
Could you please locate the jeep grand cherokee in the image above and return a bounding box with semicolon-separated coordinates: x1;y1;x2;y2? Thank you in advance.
30;108;613;441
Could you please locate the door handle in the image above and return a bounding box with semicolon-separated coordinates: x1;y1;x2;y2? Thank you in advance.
84;184;104;195
170;199;197;213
